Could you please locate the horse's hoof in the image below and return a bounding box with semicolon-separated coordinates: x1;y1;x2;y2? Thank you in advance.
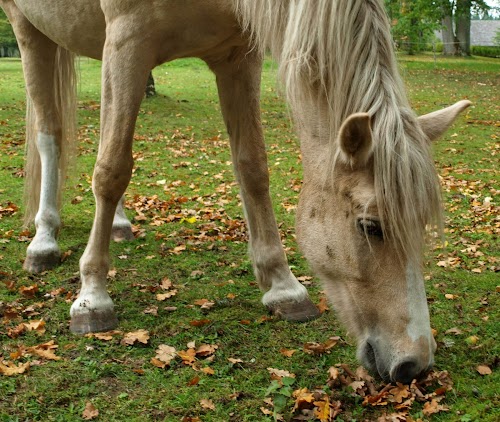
111;225;135;242
23;251;61;273
70;309;119;334
268;297;321;322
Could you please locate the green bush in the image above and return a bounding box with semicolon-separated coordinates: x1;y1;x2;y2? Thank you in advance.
471;45;500;58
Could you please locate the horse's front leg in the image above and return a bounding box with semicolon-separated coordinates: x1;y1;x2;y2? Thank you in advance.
207;49;319;322
70;32;153;333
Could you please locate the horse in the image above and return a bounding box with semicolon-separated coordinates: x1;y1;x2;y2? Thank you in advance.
1;0;470;384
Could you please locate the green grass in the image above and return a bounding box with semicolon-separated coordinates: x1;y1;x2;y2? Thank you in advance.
0;54;499;421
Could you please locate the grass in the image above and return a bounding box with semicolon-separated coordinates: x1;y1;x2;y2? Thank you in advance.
0;54;499;421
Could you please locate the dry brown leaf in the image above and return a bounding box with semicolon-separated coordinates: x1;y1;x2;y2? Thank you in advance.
280;348;297;358
155;345;177;366
143;306;158;315
86;330;123;341
303;336;340;355
178;349;197;365
196;344;218;357
0;360;30;376
23;319;46;334
27;340;61;361
422;399;448;417
82;401;99;420
201;366;215;375
193;298;215;309
317;296;330;313
267;367;296;380
189;319;211;327
156;290;177;301
228;358;243;364
187;375;200;386
476;365;492;375
388;383;411;403
199;398;215;410
292;387;315;411
160;277;173;290
19;284;38;297
121;329;150;346
150;357;167;369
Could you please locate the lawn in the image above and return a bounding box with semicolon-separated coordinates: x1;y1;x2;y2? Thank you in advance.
0;53;498;421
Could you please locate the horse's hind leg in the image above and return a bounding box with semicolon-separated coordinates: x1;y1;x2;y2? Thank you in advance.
2;2;68;272
112;196;134;241
207;49;320;322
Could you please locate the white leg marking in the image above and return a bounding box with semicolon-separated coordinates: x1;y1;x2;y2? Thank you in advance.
112;196;131;228
70;286;114;317
26;133;61;260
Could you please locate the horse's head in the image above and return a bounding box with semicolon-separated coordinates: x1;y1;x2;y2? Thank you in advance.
296;101;470;383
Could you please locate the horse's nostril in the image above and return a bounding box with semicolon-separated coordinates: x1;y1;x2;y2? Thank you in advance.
392;360;419;384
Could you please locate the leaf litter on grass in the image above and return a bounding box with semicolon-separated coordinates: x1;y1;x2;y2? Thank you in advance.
262;363;455;421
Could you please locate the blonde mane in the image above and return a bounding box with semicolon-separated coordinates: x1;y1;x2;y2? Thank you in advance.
234;0;442;264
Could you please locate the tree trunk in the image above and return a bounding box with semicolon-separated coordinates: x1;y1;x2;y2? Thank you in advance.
145;71;156;97
441;1;459;56
456;0;471;56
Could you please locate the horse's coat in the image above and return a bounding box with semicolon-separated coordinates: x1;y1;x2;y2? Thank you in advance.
1;0;470;383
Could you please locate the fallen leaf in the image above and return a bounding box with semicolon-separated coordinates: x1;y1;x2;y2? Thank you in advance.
178;349;197;366
201;366;215;375
27;340;61;361
303;337;340;355
0;360;30;376
86;330;123;341
422;399;448;416
121;329;150;346
193;298;215;309
189;319;211;327
154;345;177;366
267;367;296;380
195;344;218;357
23;319;46;335
280;348;297;358
156;290;177;301
476;365;492;375
317;296;329;313
292;387;315;411
82;401;99;420
187;375;200;386
19;284;38;297
199;398;215;410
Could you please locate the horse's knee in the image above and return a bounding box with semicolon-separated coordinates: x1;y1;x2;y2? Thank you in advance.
92;158;133;203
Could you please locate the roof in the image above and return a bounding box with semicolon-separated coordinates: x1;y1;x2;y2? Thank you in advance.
470;20;500;46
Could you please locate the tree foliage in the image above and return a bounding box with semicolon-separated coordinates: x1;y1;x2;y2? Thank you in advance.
0;8;17;49
385;0;496;55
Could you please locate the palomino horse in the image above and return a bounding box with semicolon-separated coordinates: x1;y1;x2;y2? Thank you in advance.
1;0;470;383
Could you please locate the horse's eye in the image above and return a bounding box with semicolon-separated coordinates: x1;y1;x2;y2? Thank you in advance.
357;218;383;240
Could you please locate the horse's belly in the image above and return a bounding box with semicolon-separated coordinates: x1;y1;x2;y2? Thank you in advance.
14;0;105;59
14;0;242;63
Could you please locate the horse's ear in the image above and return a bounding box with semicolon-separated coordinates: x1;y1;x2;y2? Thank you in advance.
418;100;471;142
338;113;373;168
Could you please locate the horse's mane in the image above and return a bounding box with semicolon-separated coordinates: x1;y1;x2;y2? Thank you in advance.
234;0;442;265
